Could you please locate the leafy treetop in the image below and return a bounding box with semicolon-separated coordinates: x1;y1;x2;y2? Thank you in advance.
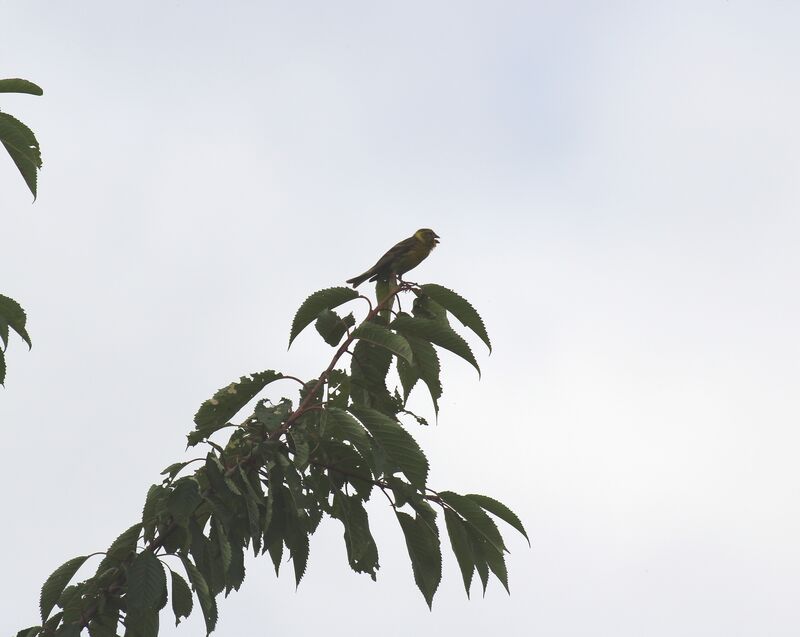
15;279;526;637
1;77;42;386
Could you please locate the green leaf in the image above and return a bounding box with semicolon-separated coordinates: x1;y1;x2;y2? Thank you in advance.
289;428;310;471
124;608;159;637
204;537;227;597
374;278;395;320
288;287;359;347
205;454;235;501
0;112;41;199
396;356;418;400
225;539;246;594
331;492;379;579
58;583;85;623
439;491;506;554
88;606;120;637
462;518;509;594
160;525;189;555
188;518;211;573
418;284;492;352
0;318;8;349
127;552;167;610
0;350;5;385
96;522;142;574
191;370;283;445
281;464;305;514
349;338;397;414
468;528;490;594
412;294;449;323
222;472;246;497
263;485;286;573
212;517;232;573
166;478;202;523
466;494;530;546
395;511;441;609
160;461;193;481
238;469;265;548
15;626;41;637
348;406;429;489
0;294;32;349
325;369;351;409
169;569;193;626
238;466;265;501
484;539;510;593
318;439;375;499
325;407;373;463
275;481;309;588
392;315;480;376
289;529;309;587
179;555;217;635
40;555;89;622
405;336;442;415
408;496;438;529
155;569;170;610
246;498;262;556
302;471;329;525
0;78;44;95
351;321;413;363
41;611;63;634
385;476;420;508
254;397;293;433
444;508;476;597
314;309;355;347
141;485;168;542
54;624;81;637
299;377;324;405
399;409;429;428
267;537;283;575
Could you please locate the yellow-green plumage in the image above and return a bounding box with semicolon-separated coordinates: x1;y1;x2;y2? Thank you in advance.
346;228;440;288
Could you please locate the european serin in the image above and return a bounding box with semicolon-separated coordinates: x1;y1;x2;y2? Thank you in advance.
346;228;440;288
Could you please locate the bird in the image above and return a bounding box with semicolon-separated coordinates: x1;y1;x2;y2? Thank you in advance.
346;228;440;288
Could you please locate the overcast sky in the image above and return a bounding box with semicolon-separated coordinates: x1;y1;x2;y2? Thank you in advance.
3;2;800;635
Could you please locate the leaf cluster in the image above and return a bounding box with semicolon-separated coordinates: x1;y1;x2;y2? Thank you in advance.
0;78;43;199
0;294;33;386
1;77;41;387
16;280;525;636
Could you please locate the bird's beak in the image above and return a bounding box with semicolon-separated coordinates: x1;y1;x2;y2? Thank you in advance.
432;231;440;245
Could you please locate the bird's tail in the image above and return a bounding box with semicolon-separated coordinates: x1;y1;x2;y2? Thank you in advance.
346;273;370;288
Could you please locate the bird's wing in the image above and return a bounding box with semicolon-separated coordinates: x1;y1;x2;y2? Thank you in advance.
369;236;415;274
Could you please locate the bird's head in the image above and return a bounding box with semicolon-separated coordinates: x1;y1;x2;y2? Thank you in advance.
414;228;440;248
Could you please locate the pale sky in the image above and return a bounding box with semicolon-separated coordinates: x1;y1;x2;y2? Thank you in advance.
2;2;800;635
